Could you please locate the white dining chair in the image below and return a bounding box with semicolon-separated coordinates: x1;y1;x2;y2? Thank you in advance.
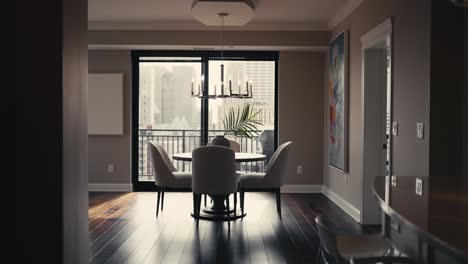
239;141;293;216
147;141;192;217
192;145;238;228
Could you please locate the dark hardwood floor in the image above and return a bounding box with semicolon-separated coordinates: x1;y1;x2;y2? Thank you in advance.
88;191;379;264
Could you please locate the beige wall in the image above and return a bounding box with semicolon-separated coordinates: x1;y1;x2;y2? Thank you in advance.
88;50;324;186
323;0;432;209
88;50;132;184
279;52;324;184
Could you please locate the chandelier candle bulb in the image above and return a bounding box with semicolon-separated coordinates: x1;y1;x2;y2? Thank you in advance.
191;79;194;94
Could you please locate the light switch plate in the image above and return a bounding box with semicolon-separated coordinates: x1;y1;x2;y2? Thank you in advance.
296;166;303;174
415;178;423;196
416;123;424;139
391;176;397;187
392;122;398;136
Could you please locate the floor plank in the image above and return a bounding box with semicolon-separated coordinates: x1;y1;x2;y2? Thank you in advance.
88;191;378;263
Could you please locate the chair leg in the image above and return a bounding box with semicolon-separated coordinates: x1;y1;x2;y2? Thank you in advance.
161;187;165;211
315;248;322;264
193;193;197;216
233;192;237;216
156;186;161;217
240;189;245;216
226;196;230;230
196;194;202;227
276;187;281;217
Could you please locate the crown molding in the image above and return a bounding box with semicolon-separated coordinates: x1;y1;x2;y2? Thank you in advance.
328;0;364;30
88;21;329;31
360;18;392;50
88;44;328;52
88;0;363;32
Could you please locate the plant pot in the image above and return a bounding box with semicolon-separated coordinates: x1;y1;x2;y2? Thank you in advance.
210;135;230;147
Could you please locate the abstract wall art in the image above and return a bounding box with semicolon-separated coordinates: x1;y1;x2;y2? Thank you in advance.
328;31;348;171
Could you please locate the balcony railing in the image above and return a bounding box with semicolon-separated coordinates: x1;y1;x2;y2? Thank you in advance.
138;129;266;181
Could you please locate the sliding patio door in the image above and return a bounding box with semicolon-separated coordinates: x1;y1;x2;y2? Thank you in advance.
132;51;278;191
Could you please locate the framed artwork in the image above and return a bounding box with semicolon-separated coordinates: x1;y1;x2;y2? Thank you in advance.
328;31;348;172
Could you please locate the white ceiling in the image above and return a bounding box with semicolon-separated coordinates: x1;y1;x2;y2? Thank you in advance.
88;0;363;31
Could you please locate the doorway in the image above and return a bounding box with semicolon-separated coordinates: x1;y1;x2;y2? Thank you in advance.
360;19;393;225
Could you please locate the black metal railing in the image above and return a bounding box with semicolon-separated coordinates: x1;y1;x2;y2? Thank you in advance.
138;129;265;181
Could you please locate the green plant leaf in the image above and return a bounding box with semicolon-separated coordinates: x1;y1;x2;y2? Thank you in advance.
222;103;264;139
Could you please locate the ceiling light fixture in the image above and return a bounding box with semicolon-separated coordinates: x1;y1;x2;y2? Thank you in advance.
191;12;252;99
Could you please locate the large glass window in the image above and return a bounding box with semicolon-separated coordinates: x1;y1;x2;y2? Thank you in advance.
208;60;276;172
132;51;278;190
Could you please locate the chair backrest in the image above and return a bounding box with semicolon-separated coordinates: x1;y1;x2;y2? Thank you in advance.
228;139;240;152
258;129;275;164
263;141;293;187
192;145;237;195
228;139;241;170
147;141;177;186
315;215;341;263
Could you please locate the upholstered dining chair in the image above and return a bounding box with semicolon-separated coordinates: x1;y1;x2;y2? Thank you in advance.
147;141;192;217
192;145;238;228
239;141;293;216
209;138;241;208
315;215;415;264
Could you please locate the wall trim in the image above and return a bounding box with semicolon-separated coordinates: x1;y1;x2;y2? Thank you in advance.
88;183;133;192
360;18;392;50
88;44;328;52
88;21;329;31
280;184;323;193
322;186;361;222
328;0;365;30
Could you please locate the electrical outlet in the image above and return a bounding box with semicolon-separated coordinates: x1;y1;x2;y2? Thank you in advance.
296;166;303;174
416;123;424;139
415;178;423;196
392;122;398;136
108;164;114;173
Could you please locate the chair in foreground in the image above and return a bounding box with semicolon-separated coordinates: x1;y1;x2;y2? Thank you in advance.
192;145;238;228
239;141;293;216
147;141;192;217
315;215;415;264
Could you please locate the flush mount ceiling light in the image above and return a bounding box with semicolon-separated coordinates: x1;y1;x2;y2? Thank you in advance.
191;0;255;26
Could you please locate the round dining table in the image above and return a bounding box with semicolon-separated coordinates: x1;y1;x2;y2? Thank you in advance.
173;152;266;163
173;152;266;221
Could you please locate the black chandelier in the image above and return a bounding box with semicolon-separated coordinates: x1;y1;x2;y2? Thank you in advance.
191;12;252;99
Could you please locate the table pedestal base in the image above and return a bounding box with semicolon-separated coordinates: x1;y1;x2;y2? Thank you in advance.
191;195;246;221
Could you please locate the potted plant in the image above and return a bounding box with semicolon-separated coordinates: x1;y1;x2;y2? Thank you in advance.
210;104;263;147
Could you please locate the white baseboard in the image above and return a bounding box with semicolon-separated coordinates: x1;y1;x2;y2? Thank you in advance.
281;184;323;193
88;183;132;192
322;186;361;222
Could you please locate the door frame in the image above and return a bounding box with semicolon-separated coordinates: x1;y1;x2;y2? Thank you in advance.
131;50;279;191
360;18;393;225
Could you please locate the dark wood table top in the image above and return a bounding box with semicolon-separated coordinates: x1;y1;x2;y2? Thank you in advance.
173;152;266;162
373;176;468;262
